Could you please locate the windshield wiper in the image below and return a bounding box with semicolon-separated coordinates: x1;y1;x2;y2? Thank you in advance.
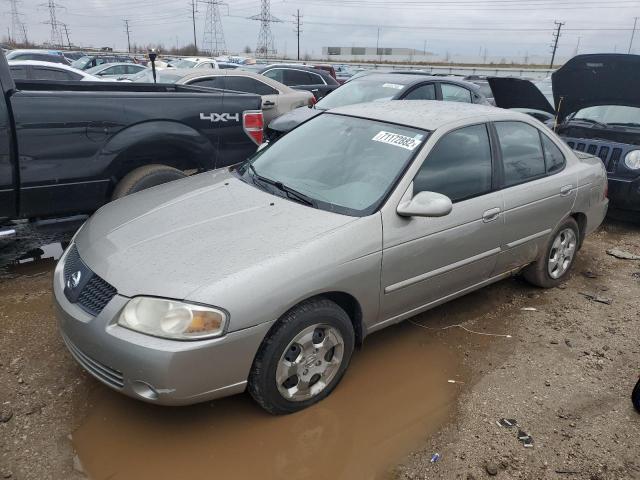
606;122;640;128
245;162;317;207
568;117;609;129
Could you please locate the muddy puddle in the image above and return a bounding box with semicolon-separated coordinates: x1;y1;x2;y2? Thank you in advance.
70;281;521;480
72;318;477;480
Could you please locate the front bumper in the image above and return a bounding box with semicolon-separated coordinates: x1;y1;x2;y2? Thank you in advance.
53;249;274;406
607;175;640;218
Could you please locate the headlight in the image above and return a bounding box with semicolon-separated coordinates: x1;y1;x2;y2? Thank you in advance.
624;150;640;170
118;297;227;340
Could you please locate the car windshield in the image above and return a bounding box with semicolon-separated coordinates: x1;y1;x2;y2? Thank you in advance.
169;59;197;69
315;79;406;110
130;69;181;83
71;56;91;69
572;105;640;126
239;114;428;216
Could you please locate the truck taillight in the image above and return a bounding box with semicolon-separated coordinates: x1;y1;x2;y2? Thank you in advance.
243;111;264;146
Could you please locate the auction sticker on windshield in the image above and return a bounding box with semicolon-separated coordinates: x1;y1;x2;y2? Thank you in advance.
382;83;405;90
372;131;424;151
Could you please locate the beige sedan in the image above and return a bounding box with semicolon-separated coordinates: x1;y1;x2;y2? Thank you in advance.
175;70;315;124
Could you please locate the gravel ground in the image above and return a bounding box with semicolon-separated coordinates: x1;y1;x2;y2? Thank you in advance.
0;219;639;480
396;220;640;480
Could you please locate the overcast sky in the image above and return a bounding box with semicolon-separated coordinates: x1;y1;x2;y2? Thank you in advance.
12;0;640;62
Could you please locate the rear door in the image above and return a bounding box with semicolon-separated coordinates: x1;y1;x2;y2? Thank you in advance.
492;121;576;272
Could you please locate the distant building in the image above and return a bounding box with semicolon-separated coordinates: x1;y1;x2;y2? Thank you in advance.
322;46;432;62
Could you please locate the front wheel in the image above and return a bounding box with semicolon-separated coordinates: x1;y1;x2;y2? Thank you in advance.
523;217;580;288
248;299;355;415
111;164;187;200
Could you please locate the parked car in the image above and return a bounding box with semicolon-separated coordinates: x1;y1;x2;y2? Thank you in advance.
72;54;135;70
311;64;337;80
62;51;86;62
8;60;102;82
488;54;640;221
5;49;71;65
243;64;339;100
268;73;489;140
0;52;262;226
85;62;147;80
167;57;219;69
217;62;240;70
54;101;607;413
175;71;315;124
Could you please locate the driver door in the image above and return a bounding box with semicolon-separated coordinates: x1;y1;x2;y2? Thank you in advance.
380;123;504;323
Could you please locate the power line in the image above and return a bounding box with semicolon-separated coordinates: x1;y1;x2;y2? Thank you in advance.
123;18;131;52
249;0;281;58
549;20;565;69
293;8;302;60
630;17;638;54
201;0;226;56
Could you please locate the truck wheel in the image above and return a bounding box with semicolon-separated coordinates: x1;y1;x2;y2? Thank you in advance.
248;298;355;415
111;164;187;200
523;217;580;288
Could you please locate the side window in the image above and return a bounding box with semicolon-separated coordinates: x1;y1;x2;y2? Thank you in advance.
188;77;226;89
541;133;566;174
32;67;74;81
283;69;313;86
263;69;283;83
308;72;325;85
441;83;472;103
225;76;278;95
495;121;546;186
110;65;128;75
414;124;493;202
9;66;28;80
403;83;436;100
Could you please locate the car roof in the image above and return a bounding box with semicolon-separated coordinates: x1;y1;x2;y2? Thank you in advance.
176;69;293;90
328;100;531;131
90;62;141;69
8;59;85;72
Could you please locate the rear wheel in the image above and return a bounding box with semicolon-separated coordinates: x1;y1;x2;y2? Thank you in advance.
633;378;640;413
248;299;355;414
523;217;580;288
111;164;187;200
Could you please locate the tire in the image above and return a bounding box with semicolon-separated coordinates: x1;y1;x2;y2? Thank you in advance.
633;378;640;413
111;164;187;200
523;217;580;288
248;298;355;415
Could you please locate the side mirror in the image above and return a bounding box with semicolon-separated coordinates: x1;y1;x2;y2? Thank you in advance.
397;191;453;218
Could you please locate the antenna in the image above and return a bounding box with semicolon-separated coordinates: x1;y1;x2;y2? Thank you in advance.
249;0;282;59
201;0;226;56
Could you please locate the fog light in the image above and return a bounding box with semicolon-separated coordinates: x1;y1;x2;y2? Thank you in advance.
132;381;159;401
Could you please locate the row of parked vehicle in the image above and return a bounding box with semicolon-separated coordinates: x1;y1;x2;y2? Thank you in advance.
0;47;636;414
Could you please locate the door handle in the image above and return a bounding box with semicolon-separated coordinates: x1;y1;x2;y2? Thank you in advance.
263;100;275;107
560;185;574;196
482;207;501;223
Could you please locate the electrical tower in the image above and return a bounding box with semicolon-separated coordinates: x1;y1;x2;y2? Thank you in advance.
249;0;282;58
293;9;302;60
549;20;565;69
7;0;27;44
42;0;64;47
201;0;226;56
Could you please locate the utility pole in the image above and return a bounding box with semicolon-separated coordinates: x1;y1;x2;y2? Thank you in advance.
549;20;565;69
62;23;71;48
249;0;282;58
123;19;131;52
376;27;381;63
574;36;581;56
293;9;302;61
629;17;638;54
191;0;197;51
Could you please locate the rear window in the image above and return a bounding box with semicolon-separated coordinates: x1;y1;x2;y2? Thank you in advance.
316;78;406;110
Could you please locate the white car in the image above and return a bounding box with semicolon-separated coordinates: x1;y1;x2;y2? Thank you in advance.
8;60;103;82
167;57;219;70
85;63;147;80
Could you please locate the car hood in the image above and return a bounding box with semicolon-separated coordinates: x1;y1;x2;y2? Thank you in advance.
487;77;555;115
489;54;640;121
552;54;640;120
75;169;357;300
268;106;322;133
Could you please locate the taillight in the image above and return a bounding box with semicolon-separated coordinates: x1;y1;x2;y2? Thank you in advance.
243;110;264;146
308;96;316;107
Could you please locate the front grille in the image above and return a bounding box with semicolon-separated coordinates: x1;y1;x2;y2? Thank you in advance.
566;138;625;173
62;334;124;389
63;245;117;316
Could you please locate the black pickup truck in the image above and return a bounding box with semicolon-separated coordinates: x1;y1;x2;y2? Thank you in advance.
0;52;263;229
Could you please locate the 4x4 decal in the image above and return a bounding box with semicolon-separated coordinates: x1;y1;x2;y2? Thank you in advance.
200;113;240;123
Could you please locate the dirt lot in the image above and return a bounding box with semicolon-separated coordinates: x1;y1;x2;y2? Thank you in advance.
0;219;639;480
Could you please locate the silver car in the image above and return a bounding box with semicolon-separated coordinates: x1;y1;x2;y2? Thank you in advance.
54;101;608;414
